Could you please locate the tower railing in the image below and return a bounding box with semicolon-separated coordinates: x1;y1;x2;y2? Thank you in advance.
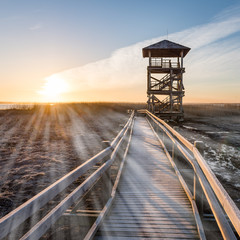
150;58;180;68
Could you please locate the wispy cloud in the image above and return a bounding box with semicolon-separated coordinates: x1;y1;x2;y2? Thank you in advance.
43;6;240;102
29;23;42;31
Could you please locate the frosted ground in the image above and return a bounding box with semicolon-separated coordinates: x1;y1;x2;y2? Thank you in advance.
0;103;132;217
173;104;240;208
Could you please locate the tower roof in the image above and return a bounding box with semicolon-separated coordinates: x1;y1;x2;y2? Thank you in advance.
142;40;190;58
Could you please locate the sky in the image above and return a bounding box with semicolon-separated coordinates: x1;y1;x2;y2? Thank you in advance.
0;0;240;103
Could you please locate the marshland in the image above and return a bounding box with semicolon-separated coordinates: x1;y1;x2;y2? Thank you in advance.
0;102;239;220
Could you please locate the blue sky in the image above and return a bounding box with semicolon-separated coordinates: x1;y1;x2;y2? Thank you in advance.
0;0;240;102
1;0;238;64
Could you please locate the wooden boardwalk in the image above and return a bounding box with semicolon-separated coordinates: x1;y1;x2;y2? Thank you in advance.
94;117;200;239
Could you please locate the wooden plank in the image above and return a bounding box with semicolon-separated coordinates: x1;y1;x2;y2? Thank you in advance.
95;236;199;240
115;194;189;197
111;207;192;212
102;223;198;230
97;230;199;239
114;202;191;205
104;222;198;228
105;218;195;226
99;227;198;234
94;237;199;240
109;212;194;217
111;207;193;213
65;209;101;214
107;216;195;220
112;203;191;207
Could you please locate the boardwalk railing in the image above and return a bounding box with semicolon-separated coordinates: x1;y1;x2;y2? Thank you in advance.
0;111;134;240
142;109;240;240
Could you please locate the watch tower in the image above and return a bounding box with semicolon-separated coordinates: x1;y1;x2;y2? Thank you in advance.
142;40;190;120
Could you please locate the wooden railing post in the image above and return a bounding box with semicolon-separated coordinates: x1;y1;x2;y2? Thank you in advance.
194;141;204;215
172;143;175;160
194;141;204;155
102;140;110;149
162;132;165;145
101;141;112;202
172;127;178;161
193;173;196;200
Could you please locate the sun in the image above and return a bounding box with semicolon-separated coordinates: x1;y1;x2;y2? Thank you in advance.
39;76;69;102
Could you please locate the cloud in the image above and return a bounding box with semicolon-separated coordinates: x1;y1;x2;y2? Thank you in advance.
29;23;42;31
43;6;240;102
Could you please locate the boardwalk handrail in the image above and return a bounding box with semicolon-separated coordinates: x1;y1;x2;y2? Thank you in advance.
0;111;134;239
143;109;240;239
145;117;206;240
84;113;135;240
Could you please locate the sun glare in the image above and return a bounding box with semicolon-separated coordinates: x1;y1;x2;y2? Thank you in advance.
39;76;69;102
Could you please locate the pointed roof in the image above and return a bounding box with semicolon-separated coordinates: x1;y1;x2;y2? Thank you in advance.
142;40;190;58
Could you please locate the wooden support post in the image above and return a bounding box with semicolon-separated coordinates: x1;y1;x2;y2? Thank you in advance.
104;167;112;201
194;141;204;156
162;132;165;146
102;140;110;149
170;69;173;112
147;95;150;111
179;72;183;114
101;140;112;202
181;51;183;68
194;141;205;215
147;71;150;92
172;143;175;160
148;51;151;66
155;122;158;134
193;173;197;200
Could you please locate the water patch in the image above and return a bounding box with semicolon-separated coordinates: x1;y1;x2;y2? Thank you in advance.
206;131;229;134
0;104;33;110
182;125;198;130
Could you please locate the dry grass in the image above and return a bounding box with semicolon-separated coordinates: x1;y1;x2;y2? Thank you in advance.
184;103;240;117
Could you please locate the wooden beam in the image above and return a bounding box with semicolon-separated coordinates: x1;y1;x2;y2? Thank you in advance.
181;51;184;68
148;51;151;66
